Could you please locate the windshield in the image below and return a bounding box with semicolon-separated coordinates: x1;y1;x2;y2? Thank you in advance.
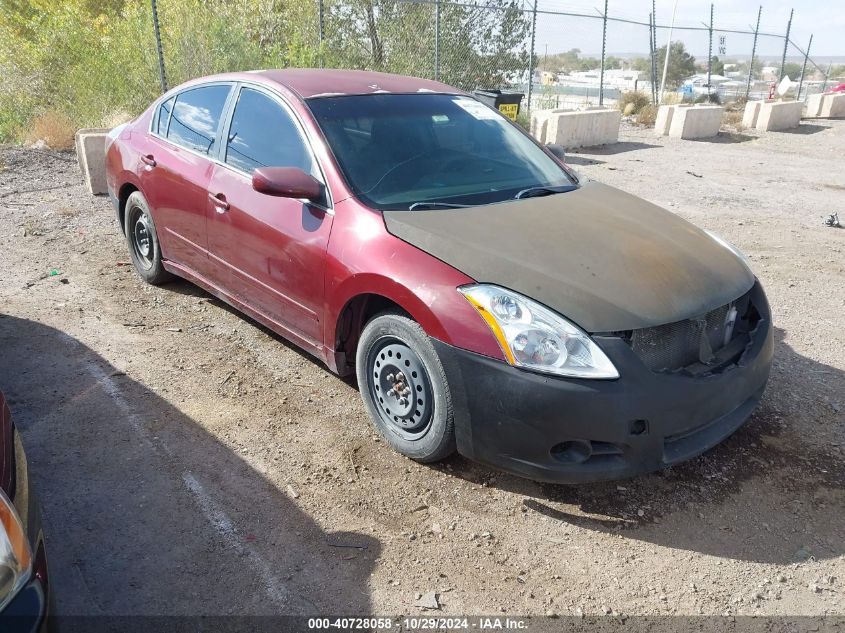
307;94;576;211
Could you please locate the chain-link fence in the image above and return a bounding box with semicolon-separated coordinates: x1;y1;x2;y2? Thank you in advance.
149;0;835;110
0;0;838;141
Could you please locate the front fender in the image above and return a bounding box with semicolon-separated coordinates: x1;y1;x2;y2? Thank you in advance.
323;204;507;370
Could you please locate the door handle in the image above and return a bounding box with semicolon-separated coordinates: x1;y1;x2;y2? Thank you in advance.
209;193;230;212
140;154;156;167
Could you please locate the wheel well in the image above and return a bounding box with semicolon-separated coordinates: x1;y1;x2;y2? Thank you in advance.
335;294;410;375
117;183;139;233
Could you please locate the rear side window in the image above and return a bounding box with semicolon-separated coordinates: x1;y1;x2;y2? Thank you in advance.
167;85;231;155
224;88;313;174
155;97;175;136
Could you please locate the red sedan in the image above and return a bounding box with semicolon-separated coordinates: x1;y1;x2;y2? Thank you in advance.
105;70;772;483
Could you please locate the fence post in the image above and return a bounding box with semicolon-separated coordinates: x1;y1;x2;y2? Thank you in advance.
434;0;441;81
151;0;167;93
797;34;812;100
598;0;608;106
318;0;325;68
745;6;761;99
779;8;793;79
706;4;713;96
526;0;537;114
651;0;658;103
648;13;656;103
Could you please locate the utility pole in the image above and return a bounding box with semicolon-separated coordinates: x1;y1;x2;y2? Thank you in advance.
151;0;167;93
745;5;761;99
779;8;793;79
706;4;714;98
598;0;608;106
526;0;538;114
797;34;812;100
434;0;441;81
659;0;679;104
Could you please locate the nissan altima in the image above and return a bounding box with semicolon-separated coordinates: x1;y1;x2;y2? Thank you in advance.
105;69;773;483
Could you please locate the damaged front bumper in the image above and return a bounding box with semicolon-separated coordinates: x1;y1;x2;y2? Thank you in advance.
435;281;773;484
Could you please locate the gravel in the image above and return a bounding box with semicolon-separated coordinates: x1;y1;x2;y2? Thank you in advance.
0;119;843;617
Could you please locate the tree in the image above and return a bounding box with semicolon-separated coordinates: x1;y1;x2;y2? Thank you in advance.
326;0;531;90
629;56;652;73
781;62;802;80
734;57;762;80
654;41;696;89
710;56;724;76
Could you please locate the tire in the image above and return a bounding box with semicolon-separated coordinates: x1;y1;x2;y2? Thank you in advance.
124;191;172;285
356;311;456;463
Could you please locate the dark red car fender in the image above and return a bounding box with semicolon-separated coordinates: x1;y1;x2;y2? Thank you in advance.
323;200;506;372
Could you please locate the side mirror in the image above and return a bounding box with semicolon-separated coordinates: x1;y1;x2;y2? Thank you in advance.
546;143;567;162
252;167;323;201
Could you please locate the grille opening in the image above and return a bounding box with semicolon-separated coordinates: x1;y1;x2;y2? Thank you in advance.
625;290;760;375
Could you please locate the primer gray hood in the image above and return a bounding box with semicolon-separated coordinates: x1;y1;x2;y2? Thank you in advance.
383;181;754;333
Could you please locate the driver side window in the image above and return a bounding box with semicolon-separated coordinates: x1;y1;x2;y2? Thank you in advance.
225;88;314;175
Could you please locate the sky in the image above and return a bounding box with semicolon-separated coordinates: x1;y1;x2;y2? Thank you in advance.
531;0;844;64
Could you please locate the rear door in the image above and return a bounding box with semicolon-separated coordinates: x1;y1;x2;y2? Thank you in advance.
206;85;334;349
141;83;233;278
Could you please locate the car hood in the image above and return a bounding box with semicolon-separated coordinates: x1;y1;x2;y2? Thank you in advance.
383;181;754;332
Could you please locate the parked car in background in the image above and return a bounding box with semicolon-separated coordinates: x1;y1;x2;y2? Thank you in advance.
105;69;773;483
0;390;49;632
830;83;845;93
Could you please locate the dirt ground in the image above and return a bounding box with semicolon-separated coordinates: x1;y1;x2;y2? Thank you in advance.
0;119;843;620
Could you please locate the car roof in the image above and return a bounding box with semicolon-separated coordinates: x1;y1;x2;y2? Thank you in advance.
197;69;467;100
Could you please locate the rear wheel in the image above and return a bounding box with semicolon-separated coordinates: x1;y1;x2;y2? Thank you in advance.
356;312;456;462
124;191;172;285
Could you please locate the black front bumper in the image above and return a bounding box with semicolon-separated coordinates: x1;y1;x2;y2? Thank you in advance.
435;282;774;484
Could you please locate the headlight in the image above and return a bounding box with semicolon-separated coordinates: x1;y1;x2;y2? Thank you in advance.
704;229;751;268
459;285;619;379
0;488;32;611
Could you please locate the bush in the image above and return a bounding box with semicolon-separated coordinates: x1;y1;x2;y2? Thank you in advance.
635;104;658;128
694;92;722;105
617;91;651;115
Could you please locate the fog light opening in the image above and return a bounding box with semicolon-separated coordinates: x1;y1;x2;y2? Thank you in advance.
550;440;592;464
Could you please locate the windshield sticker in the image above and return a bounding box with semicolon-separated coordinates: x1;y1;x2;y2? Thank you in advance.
432;114;449;123
453;98;498;120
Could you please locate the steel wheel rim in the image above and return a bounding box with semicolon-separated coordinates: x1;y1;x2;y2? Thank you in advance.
130;207;153;270
367;336;434;439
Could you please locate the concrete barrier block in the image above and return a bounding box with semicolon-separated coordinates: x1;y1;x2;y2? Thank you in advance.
654;105;675;136
543;108;621;149
75;128;110;195
805;93;825;118
742;101;762;128
820;93;845;118
530;109;563;143
755;101;803;131
668;104;723;139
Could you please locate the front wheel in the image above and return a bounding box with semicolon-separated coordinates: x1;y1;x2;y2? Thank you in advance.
356;312;456;463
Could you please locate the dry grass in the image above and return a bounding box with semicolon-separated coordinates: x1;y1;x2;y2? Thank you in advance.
635;104;658;128
722;108;746;133
25;111;76;150
617;91;651;115
101;110;134;129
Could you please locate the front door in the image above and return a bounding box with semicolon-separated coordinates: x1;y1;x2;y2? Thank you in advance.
206;86;333;349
